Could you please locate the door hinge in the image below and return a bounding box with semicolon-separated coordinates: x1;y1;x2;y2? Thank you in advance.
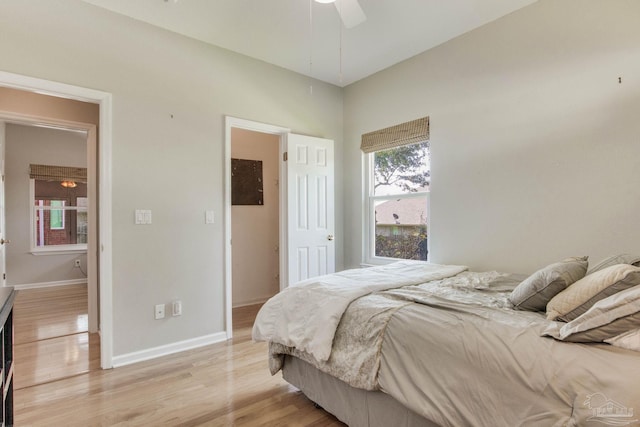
2;273;5;280
283;152;288;162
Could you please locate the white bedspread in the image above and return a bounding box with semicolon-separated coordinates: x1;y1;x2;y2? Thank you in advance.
252;261;467;362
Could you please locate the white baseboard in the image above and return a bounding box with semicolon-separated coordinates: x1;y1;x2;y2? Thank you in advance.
232;296;270;308
12;279;87;290
112;332;228;368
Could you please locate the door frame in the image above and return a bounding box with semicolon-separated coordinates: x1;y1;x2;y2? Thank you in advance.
0;122;6;288
0;70;114;369
224;116;290;339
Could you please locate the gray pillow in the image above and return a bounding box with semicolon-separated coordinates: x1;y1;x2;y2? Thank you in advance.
542;284;640;343
587;253;640;275
508;256;588;312
547;264;640;321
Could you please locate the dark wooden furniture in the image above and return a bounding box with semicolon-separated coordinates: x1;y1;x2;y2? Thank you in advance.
0;287;15;427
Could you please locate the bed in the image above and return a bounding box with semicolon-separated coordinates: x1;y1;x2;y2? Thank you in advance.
252;259;640;426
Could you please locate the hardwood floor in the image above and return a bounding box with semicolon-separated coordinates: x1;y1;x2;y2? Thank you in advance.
14;284;89;343
13;284;101;389
14;302;346;426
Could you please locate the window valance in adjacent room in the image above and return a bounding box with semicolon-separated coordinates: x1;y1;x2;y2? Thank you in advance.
360;116;430;153
29;164;87;183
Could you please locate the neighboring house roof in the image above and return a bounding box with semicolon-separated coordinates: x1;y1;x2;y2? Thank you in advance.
376;197;427;225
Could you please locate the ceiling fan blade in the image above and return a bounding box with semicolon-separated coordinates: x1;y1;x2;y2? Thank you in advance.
334;0;367;29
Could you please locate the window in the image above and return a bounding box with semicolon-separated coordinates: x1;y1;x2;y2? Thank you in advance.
29;164;88;254
361;117;430;264
367;142;430;262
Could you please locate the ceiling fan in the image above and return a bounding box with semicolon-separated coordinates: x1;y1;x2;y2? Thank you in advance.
315;0;367;29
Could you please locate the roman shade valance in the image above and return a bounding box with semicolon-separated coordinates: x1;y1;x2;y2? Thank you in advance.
360;116;429;153
29;164;87;183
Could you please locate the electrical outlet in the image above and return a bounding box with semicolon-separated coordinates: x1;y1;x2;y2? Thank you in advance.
74;259;81;268
155;304;165;319
172;300;182;316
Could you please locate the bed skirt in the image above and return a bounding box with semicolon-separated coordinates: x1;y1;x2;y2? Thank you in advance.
282;355;438;427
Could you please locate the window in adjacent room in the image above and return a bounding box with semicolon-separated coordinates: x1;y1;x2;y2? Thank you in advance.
30;164;88;254
48;200;65;230
362;117;430;263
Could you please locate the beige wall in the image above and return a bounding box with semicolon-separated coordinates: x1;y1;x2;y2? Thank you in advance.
231;129;279;307
0;0;343;358
5;124;88;285
343;0;640;273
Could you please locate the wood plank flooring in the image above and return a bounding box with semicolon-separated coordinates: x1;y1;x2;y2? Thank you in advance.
14;284;89;343
13;284;101;389
14;297;345;426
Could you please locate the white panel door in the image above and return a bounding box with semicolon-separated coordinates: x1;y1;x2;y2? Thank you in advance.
287;134;335;285
0;122;6;287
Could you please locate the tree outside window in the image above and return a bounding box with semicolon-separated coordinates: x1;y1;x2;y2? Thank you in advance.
370;141;430;261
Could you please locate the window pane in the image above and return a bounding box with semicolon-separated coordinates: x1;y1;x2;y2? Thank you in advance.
34;207;85;247
35;180;87;206
374;141;430;196
374;196;428;260
32;178;88;249
77;211;88;244
49;200;65;230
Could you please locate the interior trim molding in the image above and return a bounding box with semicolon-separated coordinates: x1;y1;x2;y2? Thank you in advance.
13;279;87;291
0;69;114;369
232;297;270;309
111;332;228;368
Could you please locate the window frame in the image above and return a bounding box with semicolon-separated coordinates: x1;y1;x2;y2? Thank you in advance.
363;148;430;266
29;179;88;255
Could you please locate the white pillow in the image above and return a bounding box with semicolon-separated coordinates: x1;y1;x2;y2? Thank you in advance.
605;328;640;352
542;284;640;342
546;264;640;321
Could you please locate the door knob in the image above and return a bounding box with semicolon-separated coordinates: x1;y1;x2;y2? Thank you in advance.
0;239;10;245
327;235;334;241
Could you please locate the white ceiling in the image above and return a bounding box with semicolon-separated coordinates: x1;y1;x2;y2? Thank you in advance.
81;0;538;87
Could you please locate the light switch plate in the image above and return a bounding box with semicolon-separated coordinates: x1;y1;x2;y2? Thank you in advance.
205;210;215;224
172;300;182;316
135;209;152;225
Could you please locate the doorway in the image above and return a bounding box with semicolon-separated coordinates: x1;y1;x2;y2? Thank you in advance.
3;122;98;387
224;117;290;337
0;91;98;326
230;128;280;310
224;117;336;338
0;70;113;368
